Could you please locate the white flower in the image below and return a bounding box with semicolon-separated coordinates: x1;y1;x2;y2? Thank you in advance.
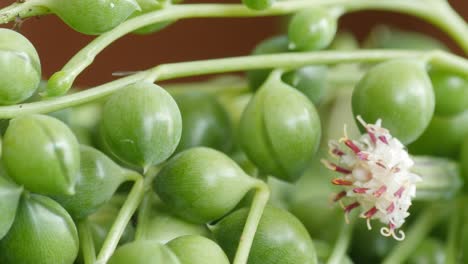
321;116;421;241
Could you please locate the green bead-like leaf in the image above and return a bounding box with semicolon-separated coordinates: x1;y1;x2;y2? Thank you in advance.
141;193;210;243
0;29;41;105
53;145;131;219
108;240;180;264
239;71;321;182
408;110;468;158
174;91;232;153
213;206;318;264
0;175;22;240
49;0;141;35
3;114;80;195
166;235;230;264
282;65;328;105
352;59;434;144
101;82;182;170
0;194;79;264
155;147;256;224
288;8;337;51
242;0;275;11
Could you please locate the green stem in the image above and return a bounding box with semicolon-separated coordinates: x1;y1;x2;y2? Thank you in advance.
95;173;145;264
326;220;353;264
445;197;464;264
0;0;51;24
134;193;152;240
41;0;467;96
1;49;467;118
233;181;270;264
382;204;448;264
77;219;96;264
134;167;160;240
0;49;429;118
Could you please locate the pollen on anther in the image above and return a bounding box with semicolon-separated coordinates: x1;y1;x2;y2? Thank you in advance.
321;159;352;174
332;178;353;186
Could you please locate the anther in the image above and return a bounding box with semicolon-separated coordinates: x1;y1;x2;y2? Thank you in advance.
353;187;369;194
344;139;361;154
333;191;347;202
386;202;395;214
378;135;388;145
373;185;387;197
394;186;405;198
332;178;353;186
321;160;352;174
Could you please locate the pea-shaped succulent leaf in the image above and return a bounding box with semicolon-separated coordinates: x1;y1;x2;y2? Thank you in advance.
364;25;448;51
213;206;318;264
101;82;182;170
352;59;434;144
246;35;289;90
0;29;41;105
242;0;274;10
174;91;232;153
407;238;445;264
3;114;80;195
49;0;141;35
0;194;79;264
288;8;337;51
0;175;22;240
108;240;180;264
429;67;468;116
239;71;321;182
282;65;328;105
408;110;468;158
53;145;131;219
130;0;173;34
166;235;230;264
155;147;256;223
88;199;135;252
142;193;210;243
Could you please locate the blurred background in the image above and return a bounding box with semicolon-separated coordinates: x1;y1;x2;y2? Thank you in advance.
1;0;467;87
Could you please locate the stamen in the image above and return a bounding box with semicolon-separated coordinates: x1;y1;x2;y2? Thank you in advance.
321;160;352;174
344;139;361;154
333;191;347;202
379;135;388;144
375;160;387;169
331;148;345;157
332;178;353;186
394;186;405;198
373;185;387;197
363;206;378;218
368;131;377;144
344;202;360;213
386;202;395;214
343;202;360;224
357;152;369;160
353;187;369;194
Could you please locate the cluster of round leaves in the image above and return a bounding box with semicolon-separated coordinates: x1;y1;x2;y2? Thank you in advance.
0;70;325;263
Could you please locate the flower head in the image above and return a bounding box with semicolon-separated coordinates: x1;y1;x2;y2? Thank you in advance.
322;116;421;241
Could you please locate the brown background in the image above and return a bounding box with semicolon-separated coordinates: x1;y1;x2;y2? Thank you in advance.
1;0;467;87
